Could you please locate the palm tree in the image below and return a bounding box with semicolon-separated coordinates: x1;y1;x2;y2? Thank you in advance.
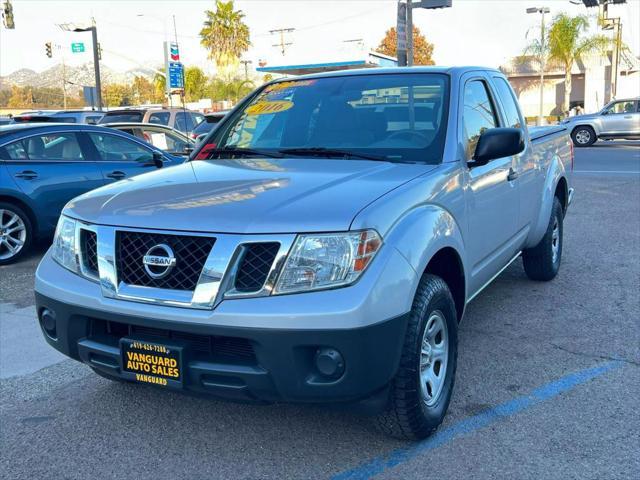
200;1;250;80
546;14;609;114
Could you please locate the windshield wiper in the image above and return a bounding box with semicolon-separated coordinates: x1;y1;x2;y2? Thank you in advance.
278;147;389;162
206;146;284;159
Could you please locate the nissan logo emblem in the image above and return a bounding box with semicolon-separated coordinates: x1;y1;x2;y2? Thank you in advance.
142;244;177;279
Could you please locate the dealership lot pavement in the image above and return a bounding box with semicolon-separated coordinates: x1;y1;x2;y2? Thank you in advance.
1;143;639;479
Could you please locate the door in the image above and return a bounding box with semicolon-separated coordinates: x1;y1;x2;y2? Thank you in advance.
600;100;640;134
85;132;161;183
1;131;104;232
461;78;520;295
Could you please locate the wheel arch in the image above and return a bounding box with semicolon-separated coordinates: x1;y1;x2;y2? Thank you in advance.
422;247;465;322
385;204;467;321
0;194;38;234
571;123;599;139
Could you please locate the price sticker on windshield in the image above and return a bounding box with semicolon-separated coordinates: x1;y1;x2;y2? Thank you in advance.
246;100;294;116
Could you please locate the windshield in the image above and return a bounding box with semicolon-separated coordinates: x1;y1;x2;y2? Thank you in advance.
99;112;144;123
210;73;450;164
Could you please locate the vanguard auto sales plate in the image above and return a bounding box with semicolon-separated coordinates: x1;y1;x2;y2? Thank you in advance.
121;338;183;388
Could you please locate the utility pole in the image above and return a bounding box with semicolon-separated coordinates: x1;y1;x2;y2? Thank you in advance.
240;60;253;80
399;1;452;67
270;28;294;56
527;7;550;126
58;20;103;110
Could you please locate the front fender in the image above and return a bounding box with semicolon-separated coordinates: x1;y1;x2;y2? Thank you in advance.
527;154;566;248
385;204;466;299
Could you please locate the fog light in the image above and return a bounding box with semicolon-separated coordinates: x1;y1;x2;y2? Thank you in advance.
314;348;345;379
40;308;57;338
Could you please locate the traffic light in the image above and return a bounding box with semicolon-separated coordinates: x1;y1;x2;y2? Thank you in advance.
2;0;15;29
45;42;52;58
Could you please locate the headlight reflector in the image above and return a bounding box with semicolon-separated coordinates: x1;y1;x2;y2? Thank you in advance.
274;230;381;294
51;216;79;273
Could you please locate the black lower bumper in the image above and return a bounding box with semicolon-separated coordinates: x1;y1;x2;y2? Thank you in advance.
35;293;409;410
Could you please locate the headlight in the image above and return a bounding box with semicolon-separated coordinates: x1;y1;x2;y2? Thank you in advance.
51;215;79;273
274;230;382;294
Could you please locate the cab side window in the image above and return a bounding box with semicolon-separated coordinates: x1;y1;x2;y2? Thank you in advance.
492;77;523;129
463;80;498;160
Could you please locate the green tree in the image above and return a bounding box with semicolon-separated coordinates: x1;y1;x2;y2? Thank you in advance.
376;26;435;65
132;76;156;104
200;0;251;79
184;66;207;102
153;70;167;103
104;84;133;108
527;13;609;113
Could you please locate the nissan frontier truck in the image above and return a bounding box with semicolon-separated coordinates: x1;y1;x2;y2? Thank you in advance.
35;67;573;439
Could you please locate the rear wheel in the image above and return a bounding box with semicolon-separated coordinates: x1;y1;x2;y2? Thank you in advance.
0;202;32;266
374;274;458;439
523;197;563;281
571;126;596;147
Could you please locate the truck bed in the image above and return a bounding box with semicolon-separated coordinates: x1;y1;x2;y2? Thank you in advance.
529;125;567;142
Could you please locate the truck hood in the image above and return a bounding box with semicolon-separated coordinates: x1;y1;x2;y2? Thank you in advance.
65;158;434;233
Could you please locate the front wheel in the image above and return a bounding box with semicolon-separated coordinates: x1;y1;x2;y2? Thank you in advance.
522;197;564;281
571;126;596;147
374;274;458;440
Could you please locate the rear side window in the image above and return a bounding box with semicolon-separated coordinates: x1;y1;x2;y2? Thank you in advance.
174;112;194;132
1;133;85;161
191;113;204;126
99;112;144;123
193;121;215;135
462;80;498;160
88;133;153;162
148;112;170;125
493;77;523;129
86;116;102;125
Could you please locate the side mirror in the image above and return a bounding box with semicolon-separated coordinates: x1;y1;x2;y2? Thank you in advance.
152;151;164;168
470;128;524;167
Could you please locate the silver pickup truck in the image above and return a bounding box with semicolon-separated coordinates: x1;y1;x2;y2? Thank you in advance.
35;67;573;439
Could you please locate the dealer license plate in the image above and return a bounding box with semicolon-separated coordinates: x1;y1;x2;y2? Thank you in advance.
121;338;183;388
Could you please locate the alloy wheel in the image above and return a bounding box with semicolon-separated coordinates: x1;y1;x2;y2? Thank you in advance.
0;209;27;261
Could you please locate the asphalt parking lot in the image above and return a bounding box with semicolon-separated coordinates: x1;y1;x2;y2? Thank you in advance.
1;141;639;479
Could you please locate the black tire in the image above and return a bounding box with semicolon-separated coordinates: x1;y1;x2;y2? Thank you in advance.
0;202;33;266
374;274;458;440
571;125;597;147
523;197;563;281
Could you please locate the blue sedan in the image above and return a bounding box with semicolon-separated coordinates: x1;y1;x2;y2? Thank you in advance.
0;123;182;264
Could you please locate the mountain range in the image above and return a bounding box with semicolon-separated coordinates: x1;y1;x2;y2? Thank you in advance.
0;63;157;90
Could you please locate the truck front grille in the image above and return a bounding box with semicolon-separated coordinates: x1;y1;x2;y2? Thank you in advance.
116;231;215;291
80;230;99;277
92;319;256;361
234;242;280;293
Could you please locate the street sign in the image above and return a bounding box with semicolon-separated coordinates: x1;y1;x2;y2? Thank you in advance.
71;42;85;53
83;86;97;108
168;62;184;90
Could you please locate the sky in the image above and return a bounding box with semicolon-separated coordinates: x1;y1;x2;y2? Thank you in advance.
0;0;639;77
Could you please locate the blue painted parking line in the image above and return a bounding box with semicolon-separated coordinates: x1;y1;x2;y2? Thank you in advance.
332;361;623;480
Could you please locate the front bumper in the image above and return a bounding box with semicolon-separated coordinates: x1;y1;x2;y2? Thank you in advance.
35;292;408;407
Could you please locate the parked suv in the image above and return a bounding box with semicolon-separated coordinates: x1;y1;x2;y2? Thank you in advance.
36;67;573;439
98;108;205;134
13;110;104;124
562;97;640;146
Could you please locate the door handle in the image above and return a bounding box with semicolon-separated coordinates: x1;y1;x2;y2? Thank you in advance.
14;170;38;179
106;171;126;180
507;168;519;182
